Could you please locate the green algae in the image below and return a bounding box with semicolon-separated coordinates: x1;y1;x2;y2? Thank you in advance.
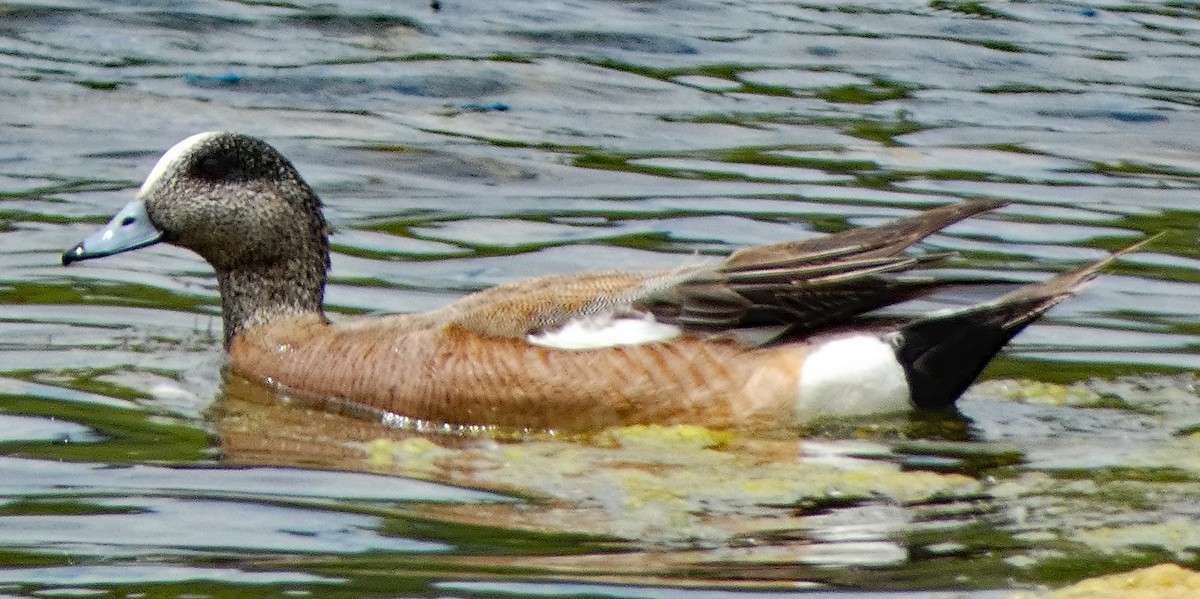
978;40;1024;53
0;281;218;318
0;394;212;464
978;357;1181;386
573;152;747;181
981;84;1069;94
847;119;925;146
361;425;981;547
1047;467;1197;486
929;0;1010;19
75;79;124;91
720;148;877;173
967;379;1109;408
816;80;915;104
1012;564;1200;599
29;368;156;402
0;499;149;517
575;146;881;183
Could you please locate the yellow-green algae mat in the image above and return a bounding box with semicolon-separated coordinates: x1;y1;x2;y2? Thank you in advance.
964;376;1200;571
363;423;977;545
1011;563;1200;599
217;372;1200;586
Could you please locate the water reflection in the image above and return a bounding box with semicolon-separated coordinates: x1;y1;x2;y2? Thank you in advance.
214;371;1011;587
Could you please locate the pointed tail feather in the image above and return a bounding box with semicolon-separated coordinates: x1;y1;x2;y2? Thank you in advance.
990;233;1161;329
894;234;1159;410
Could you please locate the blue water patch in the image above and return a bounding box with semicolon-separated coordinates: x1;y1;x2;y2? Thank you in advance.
184;73;243;87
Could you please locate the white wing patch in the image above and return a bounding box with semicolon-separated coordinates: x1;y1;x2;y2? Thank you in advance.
139;131;223;195
526;313;681;350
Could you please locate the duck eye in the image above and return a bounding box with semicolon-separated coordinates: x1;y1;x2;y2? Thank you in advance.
121;216;137;226
193;155;236;180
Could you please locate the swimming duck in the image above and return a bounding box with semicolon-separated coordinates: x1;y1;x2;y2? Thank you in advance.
63;132;1146;432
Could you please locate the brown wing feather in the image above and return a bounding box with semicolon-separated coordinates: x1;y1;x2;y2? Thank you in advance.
436;201;1004;340
636;201;1006;339
435;270;668;338
725;199;1005;268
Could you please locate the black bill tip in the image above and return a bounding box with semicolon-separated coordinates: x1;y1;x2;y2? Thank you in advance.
62;244;85;266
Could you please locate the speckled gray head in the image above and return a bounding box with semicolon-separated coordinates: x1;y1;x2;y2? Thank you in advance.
62;131;329;272
59;132;224;266
61;132;332;345
63;131;224;265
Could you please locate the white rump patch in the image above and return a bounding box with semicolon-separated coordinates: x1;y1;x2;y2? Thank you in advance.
526;313;681;350
139;131;223;194
796;334;910;423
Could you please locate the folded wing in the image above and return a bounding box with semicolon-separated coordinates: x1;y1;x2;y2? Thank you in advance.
636;200;1005;339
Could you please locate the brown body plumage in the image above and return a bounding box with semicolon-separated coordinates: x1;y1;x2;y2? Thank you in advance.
230;315;801;431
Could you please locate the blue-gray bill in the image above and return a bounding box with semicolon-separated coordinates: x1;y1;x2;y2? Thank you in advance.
62;199;163;266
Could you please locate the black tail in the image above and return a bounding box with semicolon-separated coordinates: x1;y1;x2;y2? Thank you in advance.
894;235;1158;410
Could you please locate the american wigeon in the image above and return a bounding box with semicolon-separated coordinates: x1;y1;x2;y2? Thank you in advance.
63;132;1149;432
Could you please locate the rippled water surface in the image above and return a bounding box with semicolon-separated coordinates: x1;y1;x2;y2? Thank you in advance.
4;1;1200;597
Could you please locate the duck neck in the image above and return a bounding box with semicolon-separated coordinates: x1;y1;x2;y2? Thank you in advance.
216;256;328;348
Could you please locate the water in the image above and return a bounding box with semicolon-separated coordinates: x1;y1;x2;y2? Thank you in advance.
3;0;1200;596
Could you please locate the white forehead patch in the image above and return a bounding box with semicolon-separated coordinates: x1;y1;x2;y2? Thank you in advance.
138;131;224;195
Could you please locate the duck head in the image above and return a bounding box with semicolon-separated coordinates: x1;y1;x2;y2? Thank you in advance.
63;132;331;344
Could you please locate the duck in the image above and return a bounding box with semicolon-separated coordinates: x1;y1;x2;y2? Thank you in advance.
62;132;1149;433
